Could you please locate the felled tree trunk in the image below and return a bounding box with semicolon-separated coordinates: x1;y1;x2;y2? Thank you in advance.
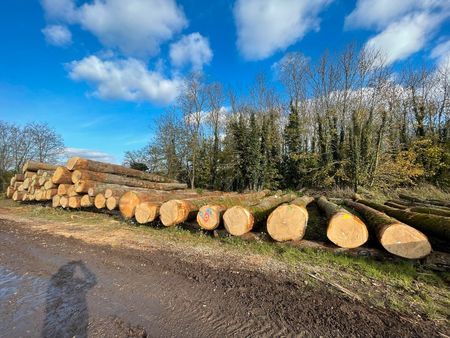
356;199;450;241
135;202;162;224
52;166;73;184
52;195;61;208
68;196;82;208
223;193;297;236
80;195;94;208
266;196;314;242
196;191;269;230
72;170;187;190
94;193;107;209
59;196;69;208
384;201;409;209
57;184;73;196
344;200;431;259
399;193;450;208
22;161;57;173
67;157;179;183
317;196;368;248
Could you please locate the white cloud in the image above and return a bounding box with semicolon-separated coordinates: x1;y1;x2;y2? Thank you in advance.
345;0;418;30
68;55;183;104
365;13;443;65
42;25;72;46
41;0;78;22
170;33;213;71
41;0;188;57
346;0;450;65
431;40;450;68
63;147;116;163
234;0;332;60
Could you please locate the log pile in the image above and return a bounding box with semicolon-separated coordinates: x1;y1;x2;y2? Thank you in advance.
5;158;444;260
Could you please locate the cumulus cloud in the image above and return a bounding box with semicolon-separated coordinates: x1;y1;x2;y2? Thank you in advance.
68;55;183;104
42;0;187;57
234;0;332;60
42;24;72;46
346;0;450;65
365;13;442;65
170;33;213;71
63;147;116;163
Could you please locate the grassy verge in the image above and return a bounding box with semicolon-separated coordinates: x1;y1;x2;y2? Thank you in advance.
1;198;449;327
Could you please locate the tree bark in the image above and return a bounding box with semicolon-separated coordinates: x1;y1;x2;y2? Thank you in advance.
66;157;178;183
266;196;314;242
72;170;188;190
344;200;431;259
356;199;450;241
22;161;57;173
223;193;297;236
317;196;368;248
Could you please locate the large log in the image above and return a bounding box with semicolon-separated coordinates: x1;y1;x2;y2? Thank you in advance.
68;196;82;208
88;184;157;197
135;202;162;224
45;189;58;200
317;197;368;248
119;190;219;219
37;169;54;176
80;195;94;208
344;200;431;259
72;170;188;190
44;180;57;190
399;193;450;208
57;184;72;196
59;196;69;208
160;192;242;227
106;197;120;210
385;201;409;209
52;166;73;184
22;161;57;173
6;186;14;199
356;200;450;241
266;196;314;242
94;193;107;209
196;191;270;230
66;157;179;183
223;193;297;236
408;206;450;218
12;191;25;201
52;195;61;208
10;174;24;185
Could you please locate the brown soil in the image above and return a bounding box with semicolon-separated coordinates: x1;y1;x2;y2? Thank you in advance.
0;211;444;338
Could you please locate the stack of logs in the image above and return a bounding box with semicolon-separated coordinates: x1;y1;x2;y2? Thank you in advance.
5;159;450;260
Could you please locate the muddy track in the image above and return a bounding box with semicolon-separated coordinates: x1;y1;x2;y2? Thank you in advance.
0;217;442;338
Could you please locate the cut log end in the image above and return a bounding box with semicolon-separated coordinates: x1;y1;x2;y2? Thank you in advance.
223;206;254;236
106;197;118;210
135;202;161;224
68;196;81;209
119;191;141;219
266;204;308;242
94;194;106;209
80;195;94;208
197;205;225;230
326;211;369;249
66;157;82;170
159;200;192;227
380;223;432;259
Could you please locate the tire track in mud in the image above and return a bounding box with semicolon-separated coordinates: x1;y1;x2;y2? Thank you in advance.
0;217;443;338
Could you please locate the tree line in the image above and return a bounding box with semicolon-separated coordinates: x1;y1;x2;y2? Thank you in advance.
0;121;64;189
125;44;450;192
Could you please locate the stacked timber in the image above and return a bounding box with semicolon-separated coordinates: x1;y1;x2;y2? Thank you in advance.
223;193;297;236
5;161;57;202
344;200;431;259
317;197;368;248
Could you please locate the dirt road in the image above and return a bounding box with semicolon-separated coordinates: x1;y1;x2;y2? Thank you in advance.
0;215;442;337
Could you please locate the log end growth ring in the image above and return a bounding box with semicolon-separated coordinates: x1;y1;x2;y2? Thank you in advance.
197;205;223;230
326;211;369;248
160;200;190;227
223;206;254;236
266;204;308;242
380;223;432;259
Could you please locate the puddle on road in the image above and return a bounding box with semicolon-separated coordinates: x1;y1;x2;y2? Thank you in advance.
0;266;48;335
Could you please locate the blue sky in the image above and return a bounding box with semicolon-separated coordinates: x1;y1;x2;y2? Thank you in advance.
1;0;449;163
